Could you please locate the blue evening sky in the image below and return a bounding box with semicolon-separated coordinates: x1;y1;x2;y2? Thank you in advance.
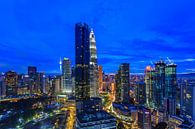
0;0;195;74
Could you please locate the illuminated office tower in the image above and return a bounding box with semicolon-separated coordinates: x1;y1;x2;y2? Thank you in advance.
138;107;152;129
17;74;29;95
154;60;166;108
28;66;37;94
165;63;177;115
5;71;18;96
89;29;99;97
145;66;155;107
53;76;62;94
75;22;90;113
115;63;130;103
136;82;146;105
98;65;103;93
62;58;72;94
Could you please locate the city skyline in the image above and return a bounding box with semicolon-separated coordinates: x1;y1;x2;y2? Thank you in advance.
0;19;195;128
0;0;195;74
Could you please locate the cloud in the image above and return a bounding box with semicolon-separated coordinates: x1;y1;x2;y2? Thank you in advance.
186;69;195;72
174;58;195;63
0;0;195;73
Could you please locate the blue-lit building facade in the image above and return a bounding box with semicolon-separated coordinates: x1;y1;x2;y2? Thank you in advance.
75;22;90;102
144;66;155;107
75;22;91;114
62;58;72;95
154;60;166;109
165;64;177;115
180;79;195;121
115;63;130;103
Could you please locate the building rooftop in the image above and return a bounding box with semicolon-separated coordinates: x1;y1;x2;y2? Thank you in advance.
77;110;115;123
113;102;137;113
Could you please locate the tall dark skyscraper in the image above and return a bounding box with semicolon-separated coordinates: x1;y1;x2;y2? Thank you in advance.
154;60;166;108
75;22;90;113
115;63;130;103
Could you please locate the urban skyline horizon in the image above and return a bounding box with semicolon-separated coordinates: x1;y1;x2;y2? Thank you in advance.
1;57;195;75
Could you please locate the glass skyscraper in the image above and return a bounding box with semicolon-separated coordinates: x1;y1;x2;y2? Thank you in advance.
181;79;195;121
62;58;72;94
75;22;90;113
154;60;166;108
165;63;177;115
115;63;130;103
145;66;155;107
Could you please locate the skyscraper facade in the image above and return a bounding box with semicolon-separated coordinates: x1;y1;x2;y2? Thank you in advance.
180;79;195;121
5;71;18;96
37;72;45;94
165;64;177;115
154;60;166;108
115;63;130;103
98;65;103;93
115;72;121;102
89;29;99;97
75;22;91;113
145;66;155;107
28;66;37;94
62;58;72;94
136;82;146;105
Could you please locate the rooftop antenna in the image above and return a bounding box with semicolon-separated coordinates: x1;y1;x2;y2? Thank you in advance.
150;60;154;66
167;57;173;64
